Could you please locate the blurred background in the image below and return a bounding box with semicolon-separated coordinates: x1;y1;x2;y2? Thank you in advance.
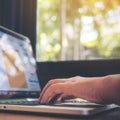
36;0;120;61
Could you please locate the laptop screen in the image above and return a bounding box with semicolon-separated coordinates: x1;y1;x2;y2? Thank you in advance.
0;26;41;98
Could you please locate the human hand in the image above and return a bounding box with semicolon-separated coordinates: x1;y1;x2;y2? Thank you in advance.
39;76;84;104
39;74;120;105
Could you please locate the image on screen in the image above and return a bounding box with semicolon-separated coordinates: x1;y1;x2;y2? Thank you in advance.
0;30;41;98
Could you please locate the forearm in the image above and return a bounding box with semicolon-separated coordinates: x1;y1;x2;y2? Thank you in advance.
73;74;120;105
97;74;120;105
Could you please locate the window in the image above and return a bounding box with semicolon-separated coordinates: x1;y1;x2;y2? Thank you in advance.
37;0;120;61
0;0;37;56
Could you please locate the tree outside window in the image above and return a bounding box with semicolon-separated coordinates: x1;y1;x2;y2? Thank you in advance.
37;0;120;61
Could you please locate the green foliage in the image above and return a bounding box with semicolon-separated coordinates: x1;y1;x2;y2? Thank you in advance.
37;0;120;61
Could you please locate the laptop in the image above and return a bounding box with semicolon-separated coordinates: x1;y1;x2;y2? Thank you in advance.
0;26;118;116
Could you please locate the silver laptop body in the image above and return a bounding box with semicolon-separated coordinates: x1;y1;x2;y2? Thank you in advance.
0;26;118;116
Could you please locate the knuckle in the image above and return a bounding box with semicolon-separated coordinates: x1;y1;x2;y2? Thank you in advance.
48;79;55;84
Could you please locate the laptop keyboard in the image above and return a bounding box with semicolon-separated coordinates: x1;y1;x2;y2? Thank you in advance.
63;98;88;103
0;98;84;106
0;98;104;107
54;98;105;107
0;98;39;105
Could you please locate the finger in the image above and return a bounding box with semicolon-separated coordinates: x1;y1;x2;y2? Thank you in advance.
40;76;78;99
40;90;61;104
48;93;63;104
39;79;66;102
40;82;75;104
40;83;63;104
39;79;67;102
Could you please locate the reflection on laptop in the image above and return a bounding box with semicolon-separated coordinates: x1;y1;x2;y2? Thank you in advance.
0;26;118;116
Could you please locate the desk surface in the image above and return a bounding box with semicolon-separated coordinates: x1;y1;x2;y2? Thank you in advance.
0;107;120;120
